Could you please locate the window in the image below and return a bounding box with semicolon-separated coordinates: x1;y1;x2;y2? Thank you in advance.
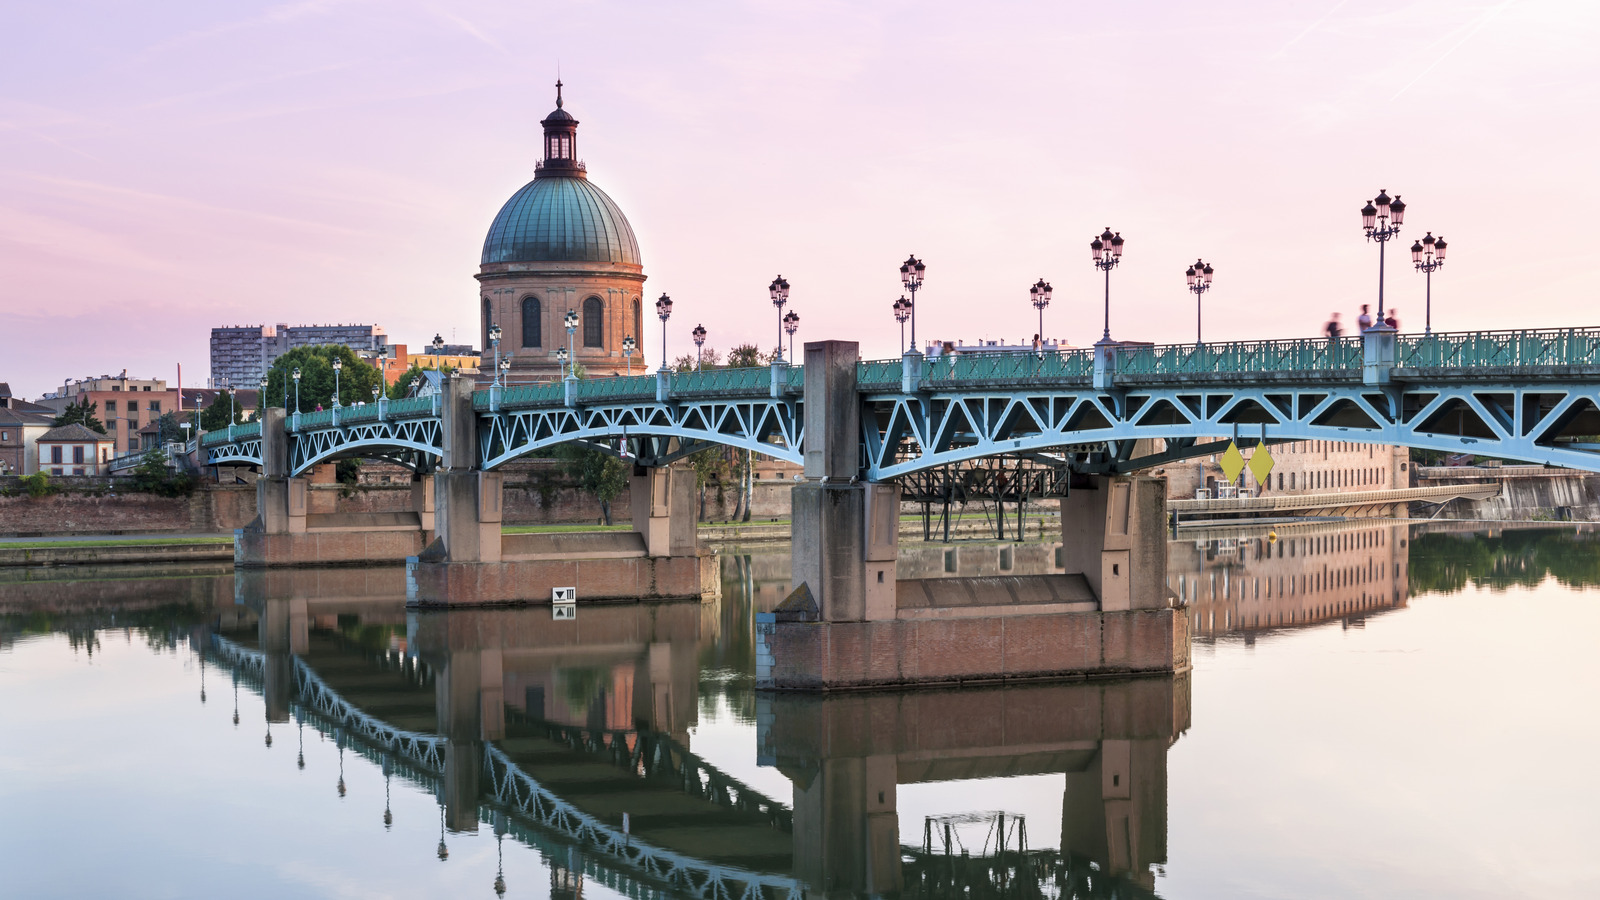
72;467;84;476
72;446;83;464
112;386;122;392
483;297;492;351
521;296;542;347
51;467;62;476
150;401;160;412
633;299;642;343
51;446;62;464
105;400;117;413
583;297;603;347
129;437;140;451
142;386;151;391
0;431;7;442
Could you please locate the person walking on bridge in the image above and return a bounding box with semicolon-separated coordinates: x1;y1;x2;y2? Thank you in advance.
1357;304;1373;333
1324;312;1344;341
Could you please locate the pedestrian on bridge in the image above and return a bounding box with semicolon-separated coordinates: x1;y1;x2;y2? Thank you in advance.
1385;309;1401;330
1357;304;1373;333
1325;313;1344;341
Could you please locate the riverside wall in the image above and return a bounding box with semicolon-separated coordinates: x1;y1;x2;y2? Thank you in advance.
1423;473;1600;521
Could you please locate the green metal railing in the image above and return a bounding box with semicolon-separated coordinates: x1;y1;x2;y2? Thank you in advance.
1119;337;1361;375
670;366;772;393
1397;328;1600;369
200;421;262;446
858;350;1097;385
385;396;438;418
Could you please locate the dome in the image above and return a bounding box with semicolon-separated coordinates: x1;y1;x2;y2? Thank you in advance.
480;176;642;267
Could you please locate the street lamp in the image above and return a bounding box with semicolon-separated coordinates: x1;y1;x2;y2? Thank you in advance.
292;367;301;413
370;385;379;404
499;355;511;386
1360;188;1406;322
431;333;444;355
259;377;268;422
1028;278;1052;357
563;309;579;380
783;310;800;362
893;297;911;352
1411;232;1447;334
488;323;503;380
1184;259;1214;343
655;294;673;372
1089;227;1125;342
898;255;926;352
622;335;636;375
692;324;707;371
556;346;568;375
331;358;342;407
769;275;791;362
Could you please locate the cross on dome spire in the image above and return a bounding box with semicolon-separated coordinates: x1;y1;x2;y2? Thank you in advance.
555;79;563;108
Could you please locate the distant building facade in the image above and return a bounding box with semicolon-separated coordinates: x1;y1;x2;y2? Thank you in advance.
210;323;390;389
1158;439;1408;500
36;374;184;457
35;424;114;476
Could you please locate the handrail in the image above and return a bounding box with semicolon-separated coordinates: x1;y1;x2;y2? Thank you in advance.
1397;327;1600;369
1119;337;1360;375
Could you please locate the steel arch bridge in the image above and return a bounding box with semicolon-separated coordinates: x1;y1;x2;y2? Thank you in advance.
201;328;1600;480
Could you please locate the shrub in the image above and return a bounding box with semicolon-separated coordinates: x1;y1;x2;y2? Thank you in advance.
21;472;55;498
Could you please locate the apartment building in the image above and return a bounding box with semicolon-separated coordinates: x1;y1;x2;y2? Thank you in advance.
210;323;390;389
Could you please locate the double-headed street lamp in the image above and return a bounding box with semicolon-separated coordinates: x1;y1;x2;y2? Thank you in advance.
769;275;791;362
431;333;444;356
655;294;673;372
563;310;579;380
556;346;568;375
892;297;911;352
1089;228;1125;342
622;335;636;375
1411;232;1448;334
1028;278;1052;357
499;355;512;386
692;324;707;371
783;310;800;361
899;255;925;352
488;323;503;381
292;367;301;413
259;377;268;420
332;358;343;407
1185;259;1214;343
1359;189;1406;322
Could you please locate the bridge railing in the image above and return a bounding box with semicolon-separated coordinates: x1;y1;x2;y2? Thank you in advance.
478;366;789;410
1118;336;1362;375
199;421;262;447
1397;328;1600;369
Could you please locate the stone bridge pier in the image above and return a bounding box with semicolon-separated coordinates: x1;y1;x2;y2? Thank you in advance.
763;340;1189;690
235;407;434;567
406;376;717;607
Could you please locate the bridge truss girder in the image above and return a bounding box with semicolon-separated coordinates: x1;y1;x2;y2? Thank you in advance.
206;437;264;469
288;417;444;477
862;381;1600;479
479;398;804;471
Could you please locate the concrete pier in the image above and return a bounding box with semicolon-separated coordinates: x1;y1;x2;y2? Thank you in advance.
406;377;716;607
763;340;1189;690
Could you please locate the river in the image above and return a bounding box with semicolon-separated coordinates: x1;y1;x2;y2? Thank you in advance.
1;522;1597;898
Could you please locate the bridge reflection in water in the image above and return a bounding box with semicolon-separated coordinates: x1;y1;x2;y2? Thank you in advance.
209;570;1190;899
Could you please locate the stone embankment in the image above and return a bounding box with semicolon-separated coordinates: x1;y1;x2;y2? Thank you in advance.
1414;467;1600;521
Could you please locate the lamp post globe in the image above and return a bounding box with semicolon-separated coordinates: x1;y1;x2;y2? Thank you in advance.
331;358;342;407
292;367;301;413
1089;227;1125;342
1185;259;1214;344
1360;188;1406;321
1029;278;1052;357
622;335;636;375
892;297;911;353
691;324;707;372
898;256;926;352
782;310;800;362
655;294;673;372
768;275;791;362
1412;230;1447;333
432;333;444;355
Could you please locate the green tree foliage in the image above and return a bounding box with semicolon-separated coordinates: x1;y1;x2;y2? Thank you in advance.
129;447;195;497
390;363;453;400
21;472;55;497
1408;528;1600;595
199;391;245;431
151;411;186;444
53;398;106;434
724;343;766;368
261;344;384;412
556;443;630;525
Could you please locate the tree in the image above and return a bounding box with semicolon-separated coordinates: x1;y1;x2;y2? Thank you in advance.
151;411;186;444
557;443;630;525
53;398;106;434
130;446;195;497
199;391;244;431
261;344;385;412
725;344;766;368
390;363;453;400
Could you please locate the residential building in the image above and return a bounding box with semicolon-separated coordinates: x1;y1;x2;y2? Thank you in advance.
36;424;114;476
35;374;188;456
377;343;483;385
0;408;54;475
210;323;390;389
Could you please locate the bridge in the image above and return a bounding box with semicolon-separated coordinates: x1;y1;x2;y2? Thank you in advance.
199;326;1600;687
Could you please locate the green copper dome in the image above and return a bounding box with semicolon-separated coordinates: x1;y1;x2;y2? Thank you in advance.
481;176;641;267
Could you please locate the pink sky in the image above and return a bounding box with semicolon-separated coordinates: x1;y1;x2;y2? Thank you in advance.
3;0;1596;399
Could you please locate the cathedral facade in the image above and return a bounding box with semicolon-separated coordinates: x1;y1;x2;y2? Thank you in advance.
477;84;648;380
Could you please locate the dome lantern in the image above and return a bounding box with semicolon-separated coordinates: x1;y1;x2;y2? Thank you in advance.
538;80;583;177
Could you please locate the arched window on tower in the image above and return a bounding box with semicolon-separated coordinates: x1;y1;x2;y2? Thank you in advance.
521;297;541;347
583;297;603;348
482;297;491;352
633;299;641;345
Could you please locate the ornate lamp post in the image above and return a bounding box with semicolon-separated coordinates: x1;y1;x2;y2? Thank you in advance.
370;385;379;405
488;323;503;381
1089;227;1125;342
893;297;911;352
498;356;511;386
556;346;568;376
655;294;673;372
1028;278;1052;357
1411;232;1447;334
783;310;800;361
1185;259;1214;343
692;324;707;371
563;309;579;380
1359;188;1406;322
899;256;925;352
431;333;444;356
622;335;636;375
258;377;268;423
769;275;791;362
331;358;343;407
292;367;301;414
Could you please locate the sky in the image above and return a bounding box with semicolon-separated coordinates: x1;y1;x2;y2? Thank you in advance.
3;0;1598;399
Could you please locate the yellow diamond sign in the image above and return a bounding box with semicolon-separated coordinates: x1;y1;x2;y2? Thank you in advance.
1248;443;1275;485
1218;441;1246;483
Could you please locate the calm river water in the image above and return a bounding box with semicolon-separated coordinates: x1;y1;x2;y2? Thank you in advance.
2;522;1598;899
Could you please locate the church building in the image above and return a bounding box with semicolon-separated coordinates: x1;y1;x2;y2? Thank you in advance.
477;83;648;380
